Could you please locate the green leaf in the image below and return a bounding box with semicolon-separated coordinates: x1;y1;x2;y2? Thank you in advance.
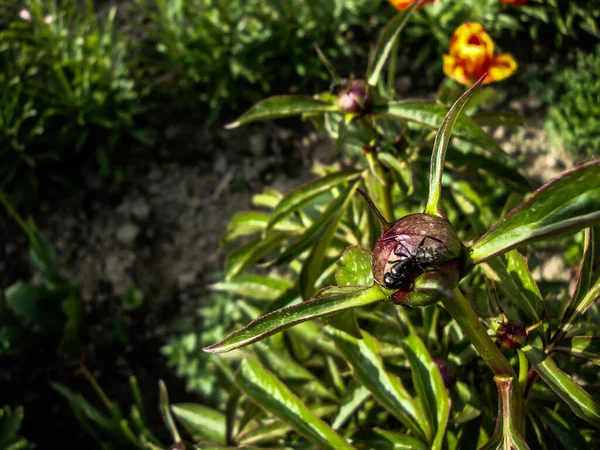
267;171;361;232
332;383;371;430
203;285;385;353
211;275;294;301
221;211;269;247
352;429;427;450
326;327;430;442
275;183;357;265
535;405;589;449
400;334;450;450
225;232;291;280
335;245;373;287
381;100;503;156
425;75;487;216
235;359;353;450
299;181;361;299
225;96;337;129
522;345;600;428
555;225;600;340
378;152;412;195
479;377;529;450
159;380;181;443
481;251;544;322
171;403;225;444
368;2;419;87
471;161;600;264
554;336;600;361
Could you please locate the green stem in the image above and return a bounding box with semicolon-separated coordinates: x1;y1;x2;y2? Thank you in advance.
443;289;525;433
443;289;517;379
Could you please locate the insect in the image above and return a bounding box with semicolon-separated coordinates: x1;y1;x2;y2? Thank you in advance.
383;236;451;291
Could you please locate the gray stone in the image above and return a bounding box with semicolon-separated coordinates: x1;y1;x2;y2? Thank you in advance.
116;223;140;246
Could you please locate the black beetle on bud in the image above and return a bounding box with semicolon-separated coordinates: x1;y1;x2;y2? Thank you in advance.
358;189;465;307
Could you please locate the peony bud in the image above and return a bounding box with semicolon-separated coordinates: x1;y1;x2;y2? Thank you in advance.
496;320;527;350
337;80;374;115
372;213;463;306
433;357;457;388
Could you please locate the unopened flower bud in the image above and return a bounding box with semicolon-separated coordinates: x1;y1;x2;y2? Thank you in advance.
433;357;457;388
496;320;527;349
337;80;374;115
372;213;463;306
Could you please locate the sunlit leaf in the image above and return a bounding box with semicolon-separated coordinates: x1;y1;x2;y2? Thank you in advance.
335;245;373;287
481;250;544;322
368;2;420;86
352;428;427;450
554;336;600;362
211;275;293;302
226;96;337;129
326;327;430;442
380;100;504;156
401;334;450;450
267;171;361;232
471;161;600;264
235;359;353;450
225;232;291;280
203;285;385;353
425;75;487;216
522;345;600;428
332;383;371;430
171;403;225;444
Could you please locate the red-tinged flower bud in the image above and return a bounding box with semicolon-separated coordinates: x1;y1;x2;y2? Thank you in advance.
337;80;374;115
372;213;463;306
496;320;527;350
433;357;457;388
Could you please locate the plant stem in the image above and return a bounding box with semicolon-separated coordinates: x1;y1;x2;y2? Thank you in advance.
443;289;517;379
443;289;526;433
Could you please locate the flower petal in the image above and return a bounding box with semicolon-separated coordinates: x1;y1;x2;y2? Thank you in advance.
443;54;470;86
486;53;517;84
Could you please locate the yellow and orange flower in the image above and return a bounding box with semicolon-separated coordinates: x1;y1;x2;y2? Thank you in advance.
443;22;517;86
389;0;434;11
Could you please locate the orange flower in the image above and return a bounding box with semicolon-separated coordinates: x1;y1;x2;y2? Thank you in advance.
389;0;434;11
502;0;528;5
443;22;517;86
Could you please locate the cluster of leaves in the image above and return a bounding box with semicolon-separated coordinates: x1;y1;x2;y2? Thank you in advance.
0;405;34;450
0;194;83;356
543;44;600;161
0;0;153;206
132;0;384;121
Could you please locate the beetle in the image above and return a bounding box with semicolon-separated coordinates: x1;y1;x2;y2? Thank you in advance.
383;236;451;291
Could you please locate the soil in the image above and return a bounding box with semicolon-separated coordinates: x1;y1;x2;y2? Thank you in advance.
0;93;577;448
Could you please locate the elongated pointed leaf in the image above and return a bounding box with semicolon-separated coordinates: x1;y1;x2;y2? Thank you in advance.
400;334;450;450
226;96;337;129
211;275;293;301
555;225;600;340
353;429;427;450
267;171;361;232
479;377;529;450
203;285;385;353
299;181;360;299
275;184;356;265
554;336;600;361
326;327;430;442
221;211;302;247
535;405;589;449
381;101;504;157
425;75;486;216
522;345;600;428
471;161;600;264
367;2;419;86
378;152;412;195
235;359;353;450
225;232;291;280
332;383;371;430
335;245;373;287
481;250;544;322
171;404;225;444
159;380;181;443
